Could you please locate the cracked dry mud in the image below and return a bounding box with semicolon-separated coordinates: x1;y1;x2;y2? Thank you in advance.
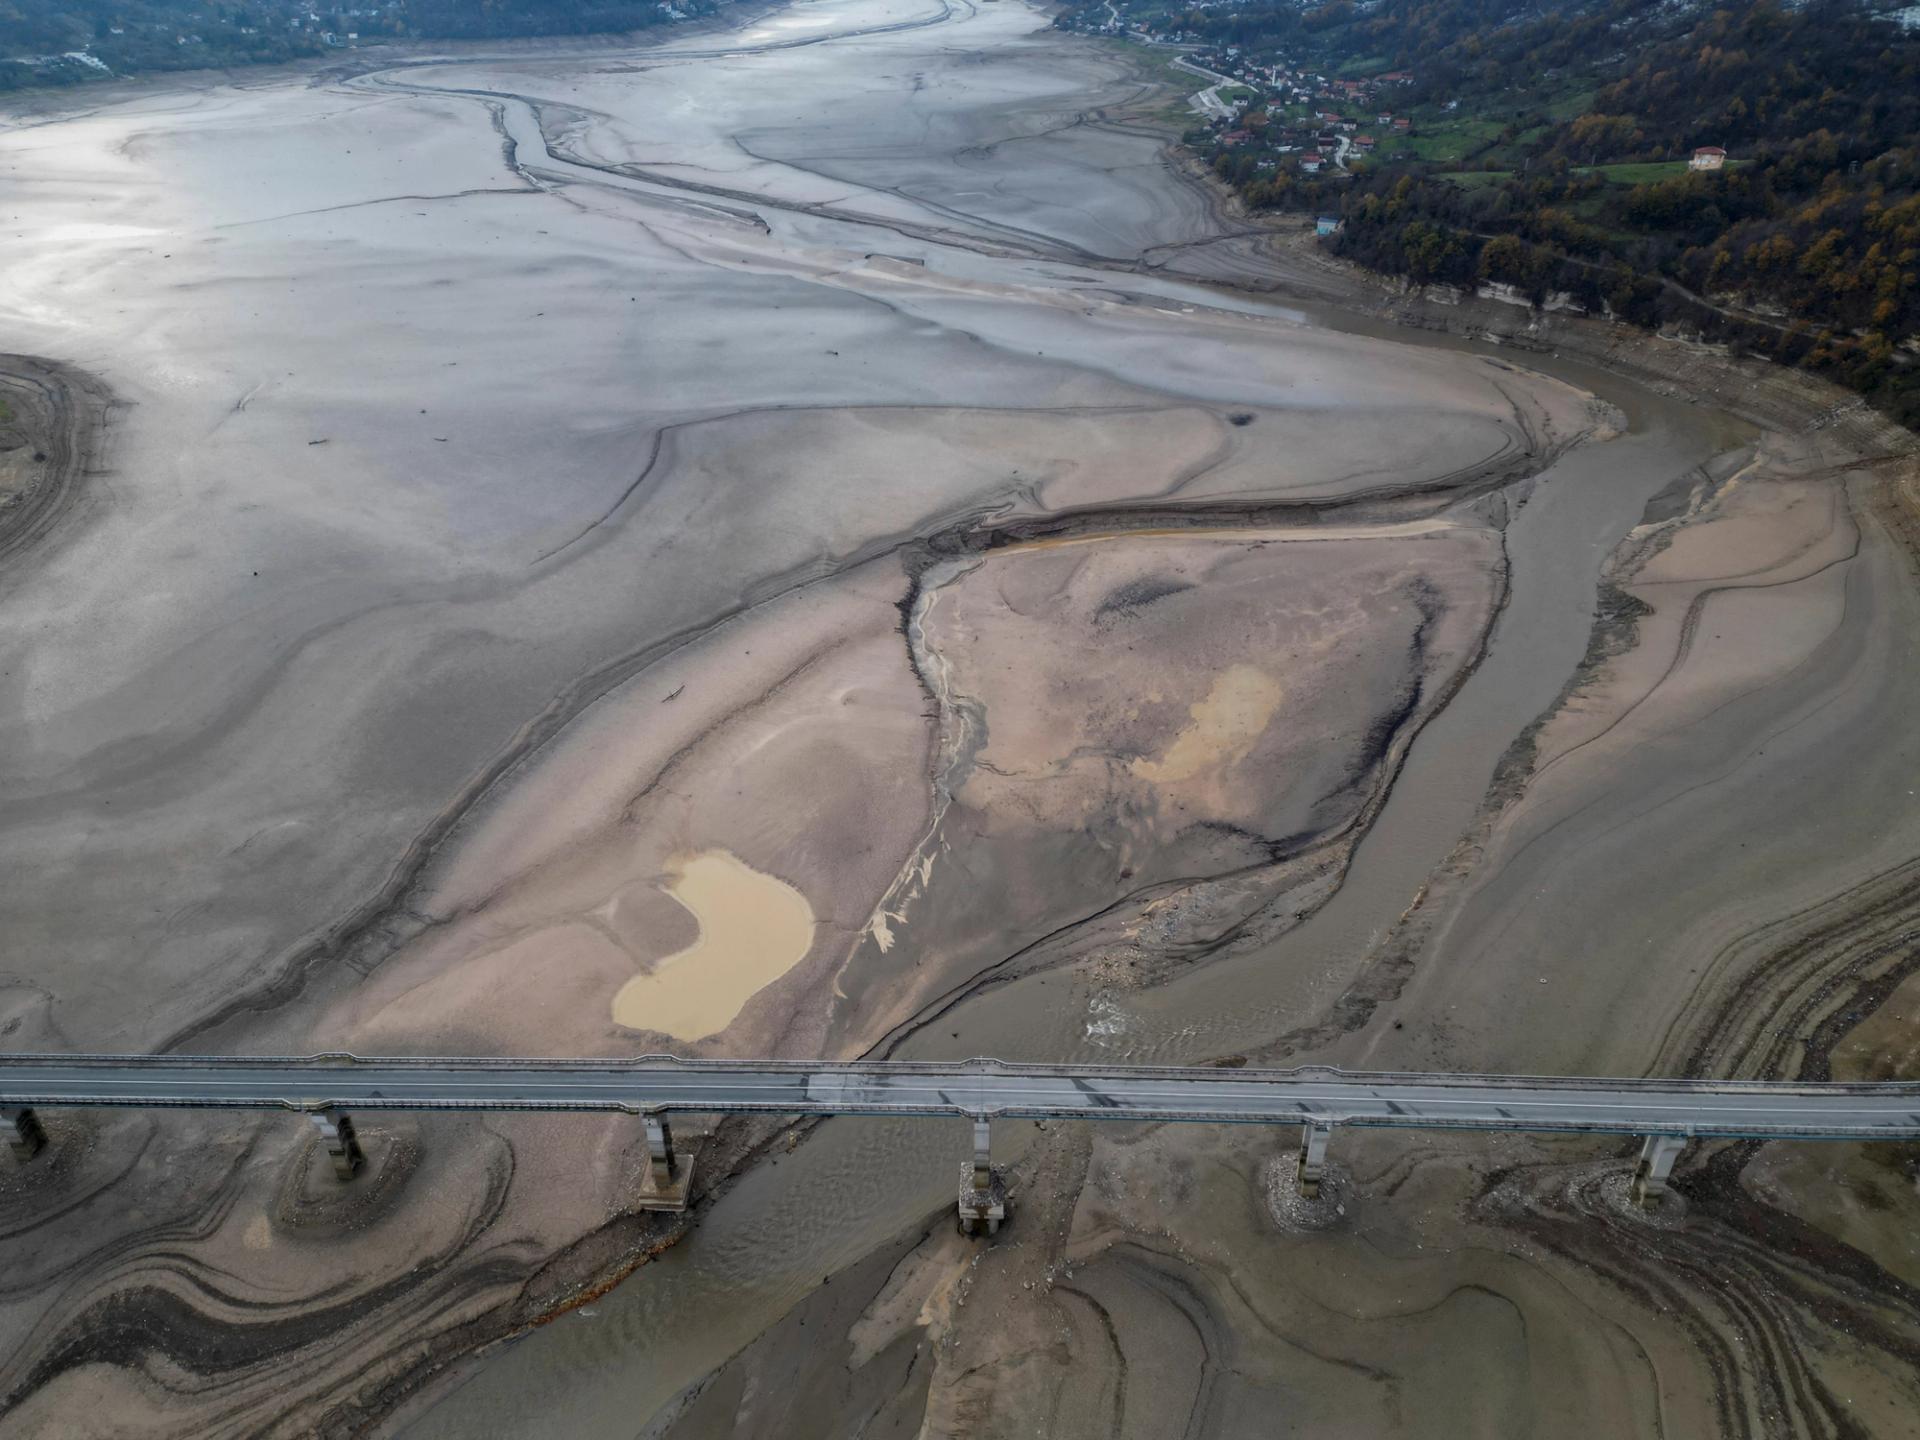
1;0;1918;1436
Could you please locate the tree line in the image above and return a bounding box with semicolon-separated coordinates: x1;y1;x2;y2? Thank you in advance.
1140;0;1920;426
0;0;720;88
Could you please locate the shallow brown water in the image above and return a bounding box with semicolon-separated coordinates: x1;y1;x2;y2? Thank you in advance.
610;851;817;1039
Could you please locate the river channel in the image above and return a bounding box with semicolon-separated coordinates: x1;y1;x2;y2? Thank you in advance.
375;2;1752;1432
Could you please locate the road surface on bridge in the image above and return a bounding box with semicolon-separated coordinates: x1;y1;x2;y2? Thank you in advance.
5;1054;1920;1141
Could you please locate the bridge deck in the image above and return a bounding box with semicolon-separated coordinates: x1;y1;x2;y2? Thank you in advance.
5;1054;1920;1140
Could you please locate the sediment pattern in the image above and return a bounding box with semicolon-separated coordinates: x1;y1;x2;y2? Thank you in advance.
0;356;115;576
0;0;1916;1435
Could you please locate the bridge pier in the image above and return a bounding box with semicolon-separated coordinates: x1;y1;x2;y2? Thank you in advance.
1631;1134;1686;1207
635;1115;693;1211
3;1106;46;1161
308;1111;364;1181
646;1117;676;1187
958;1118;1008;1236
1296;1121;1333;1198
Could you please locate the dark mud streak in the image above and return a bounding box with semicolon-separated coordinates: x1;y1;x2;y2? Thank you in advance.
1478;1163;1751;1435
1;1129;520;1412
1091;574;1196;622
0;356;119;584
1484;1152;1920;1440
729;130;1123;261
0;1129;264;1394
1113;1250;1228;1439
527;423;668;563
1053;1284;1129;1434
214;186;541;229
1297;578;1442;835
1209;1252;1397;1386
0;1121;158;1252
1655;854;1920;1083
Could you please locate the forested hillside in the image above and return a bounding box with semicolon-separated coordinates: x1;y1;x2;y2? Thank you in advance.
0;0;719;88
1068;0;1920;424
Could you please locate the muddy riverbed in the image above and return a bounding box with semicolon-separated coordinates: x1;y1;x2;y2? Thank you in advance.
1;1;1917;1435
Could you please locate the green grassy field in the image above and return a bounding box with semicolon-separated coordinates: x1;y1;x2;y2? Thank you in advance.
1380;71;1598;167
1580;159;1734;184
1397;115;1507;164
1543;86;1598;120
1110;40;1213;124
1112;39;1199;91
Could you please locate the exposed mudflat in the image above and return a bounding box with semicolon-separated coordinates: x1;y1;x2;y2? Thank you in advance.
0;356;114;576
1;0;1917;1435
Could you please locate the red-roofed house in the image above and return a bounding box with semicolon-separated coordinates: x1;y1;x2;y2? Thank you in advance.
1689;146;1727;171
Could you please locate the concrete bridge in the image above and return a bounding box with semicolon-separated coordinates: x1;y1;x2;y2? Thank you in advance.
7;1053;1920;1232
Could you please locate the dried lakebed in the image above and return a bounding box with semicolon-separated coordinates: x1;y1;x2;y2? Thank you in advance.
0;0;1916;1436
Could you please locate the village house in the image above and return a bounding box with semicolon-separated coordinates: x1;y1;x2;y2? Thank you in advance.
1689;145;1728;170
